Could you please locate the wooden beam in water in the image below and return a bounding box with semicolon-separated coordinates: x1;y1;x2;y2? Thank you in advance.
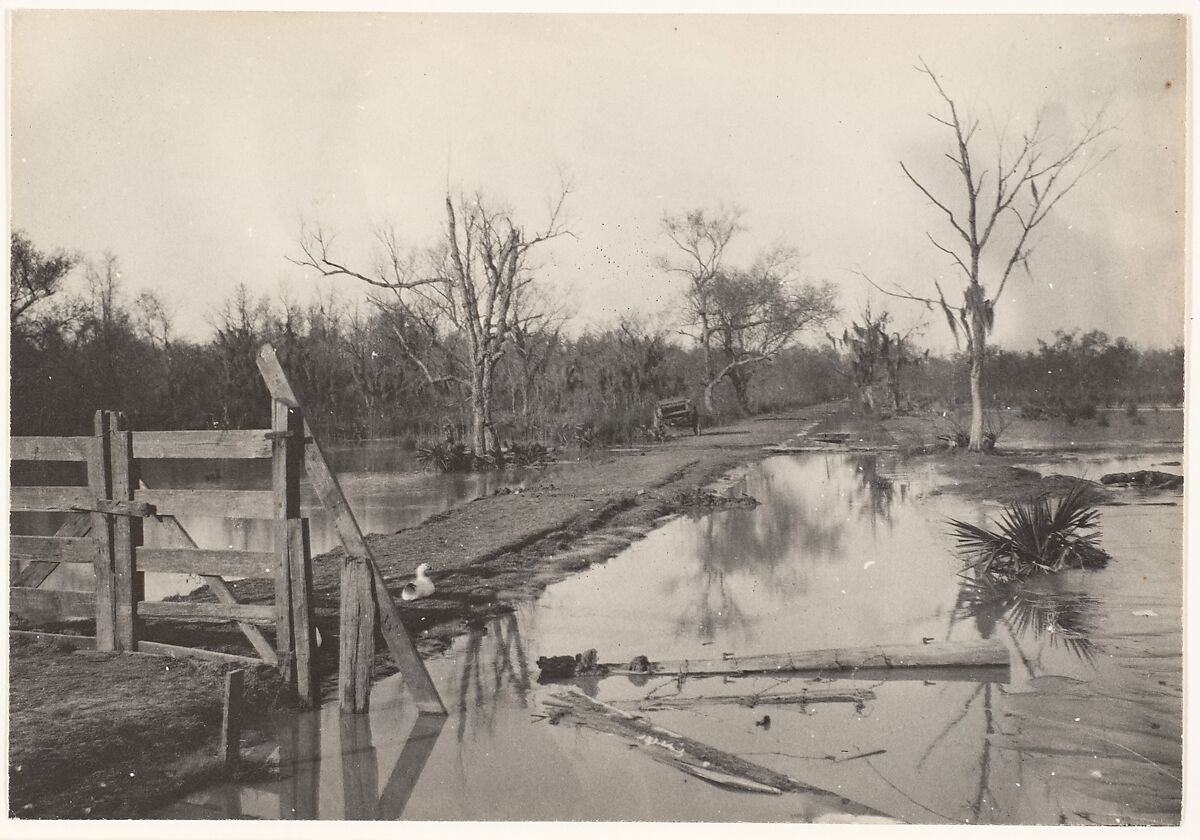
614;687;877;712
544;688;896;818
598;640;1009;677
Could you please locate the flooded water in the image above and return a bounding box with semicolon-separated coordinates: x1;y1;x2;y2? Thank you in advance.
10;444;560;600
158;448;1183;824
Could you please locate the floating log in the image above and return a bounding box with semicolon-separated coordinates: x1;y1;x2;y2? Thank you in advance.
1100;470;1183;490
539;640;1009;678
544;688;896;819
613;687;876;712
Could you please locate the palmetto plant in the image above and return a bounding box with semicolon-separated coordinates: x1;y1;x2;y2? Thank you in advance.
947;485;1110;582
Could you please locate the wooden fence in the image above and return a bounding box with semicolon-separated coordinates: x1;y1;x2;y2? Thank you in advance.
9;344;445;715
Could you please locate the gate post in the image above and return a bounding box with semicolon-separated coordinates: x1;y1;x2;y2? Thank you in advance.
272;401;299;689
108;411;142;651
89;410;117;650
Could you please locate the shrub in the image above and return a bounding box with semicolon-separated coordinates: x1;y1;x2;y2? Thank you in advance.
947;485;1110;583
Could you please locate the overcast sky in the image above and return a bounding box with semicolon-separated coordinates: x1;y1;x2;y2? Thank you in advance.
8;11;1187;350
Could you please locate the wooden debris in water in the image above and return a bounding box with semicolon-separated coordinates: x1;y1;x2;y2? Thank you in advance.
542;688;893;817
611;687;876;712
537;640;1009;678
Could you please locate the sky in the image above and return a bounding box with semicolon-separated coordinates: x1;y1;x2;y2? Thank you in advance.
7;10;1189;351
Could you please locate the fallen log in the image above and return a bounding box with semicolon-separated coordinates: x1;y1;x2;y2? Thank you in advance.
543;688;898;820
538;639;1009;678
1100;470;1183;490
613;687;876;712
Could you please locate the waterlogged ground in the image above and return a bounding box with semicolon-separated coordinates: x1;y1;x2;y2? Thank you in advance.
157;449;1182;824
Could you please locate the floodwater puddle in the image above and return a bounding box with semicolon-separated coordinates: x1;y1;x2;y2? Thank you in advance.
156;450;1182;823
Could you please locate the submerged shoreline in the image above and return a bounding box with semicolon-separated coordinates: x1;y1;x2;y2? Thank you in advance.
7;402;1184;819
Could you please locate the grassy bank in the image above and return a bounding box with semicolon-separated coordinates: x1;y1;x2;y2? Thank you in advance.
8;634;287;818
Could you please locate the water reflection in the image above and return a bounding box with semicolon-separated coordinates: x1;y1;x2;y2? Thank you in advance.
160;704;446;820
454;614;533;741
954;574;1099;670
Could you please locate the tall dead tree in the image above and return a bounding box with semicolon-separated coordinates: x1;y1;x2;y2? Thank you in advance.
292;188;570;457
869;59;1113;450
706;254;837;413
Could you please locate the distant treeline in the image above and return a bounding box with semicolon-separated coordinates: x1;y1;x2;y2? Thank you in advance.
8;273;847;444
904;330;1184;416
9;238;1182;444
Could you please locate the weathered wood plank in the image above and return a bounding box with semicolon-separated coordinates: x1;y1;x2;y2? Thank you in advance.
289;519;317;707
9;436;91;462
9;514;94;589
220;669;245;766
616;688;878;711
10;630;96;650
135;488;275;520
131;429;273;460
590;640;1010;677
340;556;376;712
272;400;301;690
544;688;893;816
89;411;117;651
10;588;96;623
110;412;140;651
136;547;274;577
71;499;157;517
257;342;445;715
136;641;264;666
137;601;275;625
55;512;94;539
12;563;58;589
146;508;277;665
9;536;99;564
8;486;93;512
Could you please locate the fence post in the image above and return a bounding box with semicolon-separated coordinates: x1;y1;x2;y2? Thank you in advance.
89;410;117;651
272;401;301;688
291;518;317;707
220;668;245;767
108;411;141;651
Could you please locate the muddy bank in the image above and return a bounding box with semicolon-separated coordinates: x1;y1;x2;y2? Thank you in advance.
199;407;834;685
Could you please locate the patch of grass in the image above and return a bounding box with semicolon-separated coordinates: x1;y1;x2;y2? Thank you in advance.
8;637;287;818
947;484;1111;583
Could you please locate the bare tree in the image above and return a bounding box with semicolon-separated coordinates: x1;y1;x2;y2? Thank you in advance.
867;59;1113;450
291;188;571;457
507;285;568;422
706;252;838;412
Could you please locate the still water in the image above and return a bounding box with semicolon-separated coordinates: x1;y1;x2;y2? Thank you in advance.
158;450;1182;824
11;440;558;599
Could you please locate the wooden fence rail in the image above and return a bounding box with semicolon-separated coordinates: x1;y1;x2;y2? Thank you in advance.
11;342;446;715
10;407;315;705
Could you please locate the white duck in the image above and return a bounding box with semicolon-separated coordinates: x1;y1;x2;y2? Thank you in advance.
401;563;435;601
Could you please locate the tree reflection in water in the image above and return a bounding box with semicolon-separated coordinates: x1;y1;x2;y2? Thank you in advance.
454;613;533;742
657;455;896;644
